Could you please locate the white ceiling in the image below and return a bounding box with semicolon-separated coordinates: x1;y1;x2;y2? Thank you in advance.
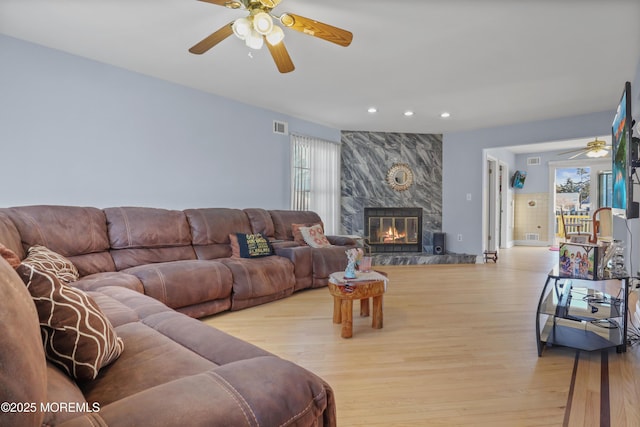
1;0;639;135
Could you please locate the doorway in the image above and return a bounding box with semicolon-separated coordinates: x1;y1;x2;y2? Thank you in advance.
486;157;509;252
548;159;611;244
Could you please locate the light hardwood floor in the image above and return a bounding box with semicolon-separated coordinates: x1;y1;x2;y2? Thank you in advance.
203;247;640;426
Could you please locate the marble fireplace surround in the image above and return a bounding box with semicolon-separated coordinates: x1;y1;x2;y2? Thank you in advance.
340;131;442;252
341;131;476;265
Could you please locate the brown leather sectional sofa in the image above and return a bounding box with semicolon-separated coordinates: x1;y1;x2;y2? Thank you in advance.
1;205;355;317
0;205;354;426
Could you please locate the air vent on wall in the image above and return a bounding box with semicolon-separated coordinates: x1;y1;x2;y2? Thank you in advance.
527;156;541;166
273;120;288;135
525;233;540;241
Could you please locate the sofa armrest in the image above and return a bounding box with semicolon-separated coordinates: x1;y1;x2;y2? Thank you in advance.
57;358;335;427
273;245;312;290
326;235;357;246
270;240;299;249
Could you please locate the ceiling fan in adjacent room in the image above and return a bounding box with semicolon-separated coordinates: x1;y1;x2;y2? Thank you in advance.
558;137;612;159
188;0;353;73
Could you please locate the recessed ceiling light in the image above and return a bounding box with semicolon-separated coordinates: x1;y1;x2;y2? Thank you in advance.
404;111;414;117
368;107;377;113
440;112;451;118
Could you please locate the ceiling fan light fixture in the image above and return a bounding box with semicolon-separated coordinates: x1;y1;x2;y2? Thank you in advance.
232;17;252;40
586;148;609;158
266;25;285;45
253;12;274;35
245;29;264;49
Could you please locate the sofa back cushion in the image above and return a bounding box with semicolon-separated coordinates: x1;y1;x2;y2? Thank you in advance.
0;258;47;427
104;207;196;270
268;210;324;241
0;210;25;259
184;208;252;259
4;205;115;276
243;208;275;239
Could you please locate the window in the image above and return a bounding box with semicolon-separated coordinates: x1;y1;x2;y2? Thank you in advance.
290;134;341;234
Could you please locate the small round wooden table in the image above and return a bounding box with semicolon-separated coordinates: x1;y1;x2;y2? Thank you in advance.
328;273;386;338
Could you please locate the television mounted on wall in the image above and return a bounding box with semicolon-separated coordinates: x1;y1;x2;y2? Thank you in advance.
611;81;638;219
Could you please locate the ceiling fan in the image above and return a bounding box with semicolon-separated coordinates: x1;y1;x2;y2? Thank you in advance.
558;137;612;159
188;0;353;73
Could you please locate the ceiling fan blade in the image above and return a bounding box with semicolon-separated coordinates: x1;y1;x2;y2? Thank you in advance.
266;39;295;73
279;13;353;47
189;23;234;54
198;0;244;8
568;152;585;160
558;147;587;155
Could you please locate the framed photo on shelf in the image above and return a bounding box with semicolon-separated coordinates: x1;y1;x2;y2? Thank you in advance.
559;242;600;280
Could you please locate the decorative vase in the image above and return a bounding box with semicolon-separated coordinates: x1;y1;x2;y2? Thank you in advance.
344;261;357;279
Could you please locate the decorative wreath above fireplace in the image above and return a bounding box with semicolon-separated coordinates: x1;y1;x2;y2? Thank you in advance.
386;163;414;191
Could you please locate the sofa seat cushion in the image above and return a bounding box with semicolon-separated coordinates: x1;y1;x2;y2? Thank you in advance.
81;321;218;406
219;256;295;311
73;271;144;294
206;356;332;427
85;357;333;427
91;286;272;362
122;260;232;311
86;285;176;327
80;285;334;426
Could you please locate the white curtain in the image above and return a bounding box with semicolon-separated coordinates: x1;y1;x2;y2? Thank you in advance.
290;134;341;234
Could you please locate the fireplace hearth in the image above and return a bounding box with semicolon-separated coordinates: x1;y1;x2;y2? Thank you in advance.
364;207;423;253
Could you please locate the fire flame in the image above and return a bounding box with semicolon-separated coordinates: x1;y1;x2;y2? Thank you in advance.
382;227;406;243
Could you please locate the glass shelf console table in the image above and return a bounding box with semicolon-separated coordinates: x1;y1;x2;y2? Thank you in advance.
535;266;629;356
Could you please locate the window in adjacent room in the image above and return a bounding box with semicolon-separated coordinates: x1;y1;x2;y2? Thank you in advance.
290;134;341;234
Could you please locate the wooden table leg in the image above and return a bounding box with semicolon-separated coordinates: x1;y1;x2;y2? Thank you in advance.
360;298;370;317
372;295;383;329
333;296;342;324
341;299;353;338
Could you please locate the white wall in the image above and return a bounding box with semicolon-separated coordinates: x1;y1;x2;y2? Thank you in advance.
0;35;340;210
443;111;619;257
444;54;640;259
3;35;639;263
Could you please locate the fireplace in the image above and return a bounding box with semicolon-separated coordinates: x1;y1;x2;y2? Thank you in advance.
364;207;423;253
